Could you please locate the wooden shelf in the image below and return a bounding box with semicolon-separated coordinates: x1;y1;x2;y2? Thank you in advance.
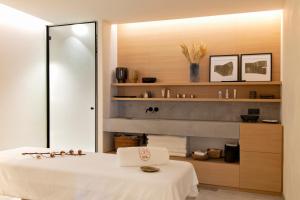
171;156;240;165
112;97;281;103
112;81;282;87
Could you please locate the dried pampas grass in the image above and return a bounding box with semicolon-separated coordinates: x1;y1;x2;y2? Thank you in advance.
180;42;207;64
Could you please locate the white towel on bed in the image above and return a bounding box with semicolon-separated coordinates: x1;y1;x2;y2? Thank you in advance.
117;147;170;167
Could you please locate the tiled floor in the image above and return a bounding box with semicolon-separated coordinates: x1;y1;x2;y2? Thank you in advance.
0;188;283;200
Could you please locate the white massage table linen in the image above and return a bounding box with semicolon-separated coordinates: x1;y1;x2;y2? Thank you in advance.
0;147;198;200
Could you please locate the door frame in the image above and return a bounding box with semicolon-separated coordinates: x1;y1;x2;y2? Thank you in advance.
46;21;98;152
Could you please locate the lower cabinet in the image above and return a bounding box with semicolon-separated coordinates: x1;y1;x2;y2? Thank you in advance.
239;123;283;193
171;157;240;188
193;160;240;188
240;151;282;192
172;123;283;193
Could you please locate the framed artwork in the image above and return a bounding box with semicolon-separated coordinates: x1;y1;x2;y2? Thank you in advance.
241;53;272;81
209;55;239;82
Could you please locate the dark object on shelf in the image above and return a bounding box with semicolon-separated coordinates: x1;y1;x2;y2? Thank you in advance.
248;108;260;115
116;67;128;83
114;135;140;150
142;77;157;83
192;152;209;161
114;95;137;98
241;108;260;122
260;94;275;99
262;119;279;124
140;166;160;173
249;91;257;99
190;63;200;82
207;148;223;159
224;143;240;163
240;115;259;122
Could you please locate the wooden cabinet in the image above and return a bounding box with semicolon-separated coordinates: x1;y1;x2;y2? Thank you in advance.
240;123;283;153
240;151;282;192
193;160;239;188
171;157;240;188
240;124;283;193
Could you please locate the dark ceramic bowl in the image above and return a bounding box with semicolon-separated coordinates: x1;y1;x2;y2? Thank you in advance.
240;115;259;122
142;77;157;83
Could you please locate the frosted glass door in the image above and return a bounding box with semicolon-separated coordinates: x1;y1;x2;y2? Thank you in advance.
48;23;96;152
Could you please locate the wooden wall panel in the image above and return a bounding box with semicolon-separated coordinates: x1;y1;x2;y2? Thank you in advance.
118;13;281;82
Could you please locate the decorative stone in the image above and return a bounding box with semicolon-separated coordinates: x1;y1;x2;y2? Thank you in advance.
60;151;66;156
69;149;74;155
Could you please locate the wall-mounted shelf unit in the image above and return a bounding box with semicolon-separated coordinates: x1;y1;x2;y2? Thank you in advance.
102;12;283;193
112;81;282;87
112;81;282;102
112;97;281;103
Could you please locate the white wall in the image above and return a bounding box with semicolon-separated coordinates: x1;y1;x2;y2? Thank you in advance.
0;4;48;150
282;0;300;199
99;22;118;152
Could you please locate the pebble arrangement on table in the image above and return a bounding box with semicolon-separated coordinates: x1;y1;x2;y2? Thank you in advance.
22;149;85;159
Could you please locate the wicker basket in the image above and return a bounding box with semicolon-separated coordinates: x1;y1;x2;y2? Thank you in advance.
114;135;140;150
207;148;223;159
192;152;209;161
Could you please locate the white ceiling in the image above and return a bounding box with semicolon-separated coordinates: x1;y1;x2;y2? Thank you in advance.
0;0;284;24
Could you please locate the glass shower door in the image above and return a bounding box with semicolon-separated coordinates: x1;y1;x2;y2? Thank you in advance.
48;22;97;152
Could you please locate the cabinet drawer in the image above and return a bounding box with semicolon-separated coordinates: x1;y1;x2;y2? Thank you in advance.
193;161;239;188
240;151;282;192
240;124;283;153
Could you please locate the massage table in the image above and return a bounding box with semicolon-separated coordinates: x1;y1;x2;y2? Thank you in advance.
0;147;198;200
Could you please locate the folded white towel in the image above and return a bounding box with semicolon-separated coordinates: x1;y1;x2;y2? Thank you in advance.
194;151;206;156
147;135;187;145
147;141;187;148
147;144;187;153
117;147;170;167
169;152;187;157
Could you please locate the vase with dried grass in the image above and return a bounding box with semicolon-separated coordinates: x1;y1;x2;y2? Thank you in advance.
180;43;207;82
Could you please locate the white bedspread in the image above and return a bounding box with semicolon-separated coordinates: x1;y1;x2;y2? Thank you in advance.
0;147;198;200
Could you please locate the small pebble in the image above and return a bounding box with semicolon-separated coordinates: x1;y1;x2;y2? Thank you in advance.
69;149;74;155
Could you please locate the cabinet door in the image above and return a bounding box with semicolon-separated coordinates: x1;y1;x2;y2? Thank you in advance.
194;161;240;188
240;124;283;153
240;151;282;192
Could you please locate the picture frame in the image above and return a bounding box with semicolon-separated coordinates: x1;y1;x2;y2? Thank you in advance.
209;55;239;82
241;53;272;82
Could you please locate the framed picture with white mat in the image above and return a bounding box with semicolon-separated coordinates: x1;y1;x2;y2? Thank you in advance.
209;55;239;82
241;53;272;81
